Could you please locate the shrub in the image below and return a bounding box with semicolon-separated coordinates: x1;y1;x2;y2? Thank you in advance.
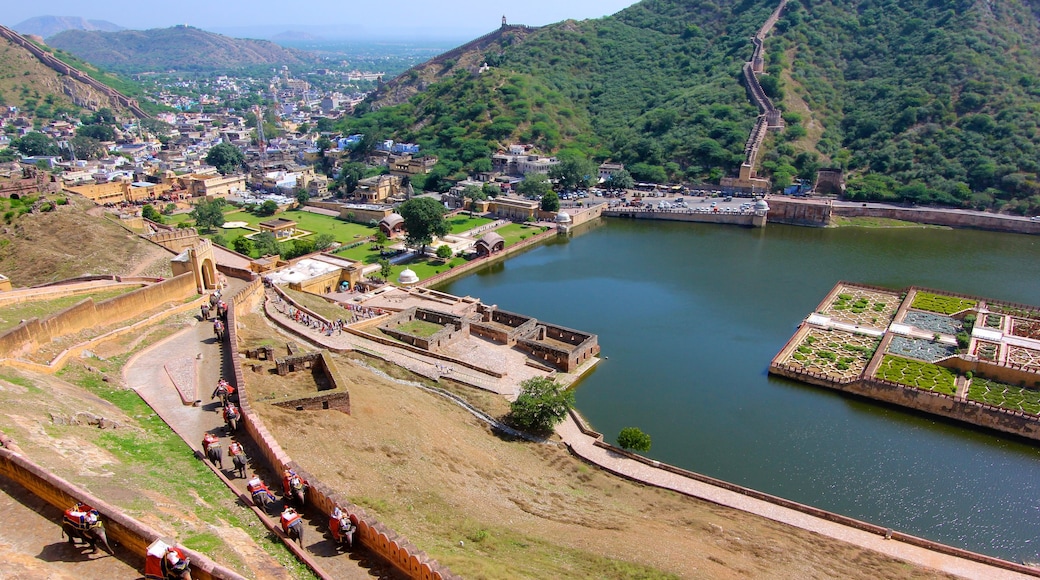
509;377;574;433
616;427;652;452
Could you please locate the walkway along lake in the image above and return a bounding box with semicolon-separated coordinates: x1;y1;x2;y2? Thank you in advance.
436;218;1040;564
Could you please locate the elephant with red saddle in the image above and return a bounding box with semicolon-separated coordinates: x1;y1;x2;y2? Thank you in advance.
61;502;113;554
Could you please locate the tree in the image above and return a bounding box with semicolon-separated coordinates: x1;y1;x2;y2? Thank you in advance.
77;124;115;142
296;189;310;205
374;231;388;249
205;143;245;175
336;162;365;195
398;196;448;252
482;182;501;198
517;172;552;199
540;191;560;212
616;427;652;452
462;185;486;202
509;377;574;433
12;132;58;156
548;153;596;191
141;204;162;223
232;236;254;256
189;198;226;231
252;232;280;257
68;135;106;160
605;168;634;191
313;233;335;252
378;258;392;281
255;200;279;217
435;244;453;261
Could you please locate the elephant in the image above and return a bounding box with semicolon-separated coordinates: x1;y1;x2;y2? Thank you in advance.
223;405;240;435
251;488;275;515
204;441;222;469
331;517;355;550
285;517;304;546
213;320;225;341
287;475;308;510
231;453;247;479
61;519;113;554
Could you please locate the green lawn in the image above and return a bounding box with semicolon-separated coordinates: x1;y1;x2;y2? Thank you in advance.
967;377;1040;415
0;287;138;332
875;354;958;395
447;215;494;235
396;319;445;337
176;209;376;249
495;223;546;246
911;292;977;315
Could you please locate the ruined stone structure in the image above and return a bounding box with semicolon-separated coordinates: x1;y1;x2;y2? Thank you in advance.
379;307;470;352
0;166;61;199
814;168;846;195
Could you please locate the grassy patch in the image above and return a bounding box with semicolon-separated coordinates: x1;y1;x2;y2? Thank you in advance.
910;292;977;315
832;216;945;228
54;361;315;579
396;319;445;337
183;208;375;247
495;223;542;246
0;287;138;333
874;355;957;395
967;377;1040;415
447;215;494;234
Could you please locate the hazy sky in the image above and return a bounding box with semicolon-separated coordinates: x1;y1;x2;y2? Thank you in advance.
5;0;639;39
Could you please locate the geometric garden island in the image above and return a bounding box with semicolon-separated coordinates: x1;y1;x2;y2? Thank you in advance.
771;282;1040;441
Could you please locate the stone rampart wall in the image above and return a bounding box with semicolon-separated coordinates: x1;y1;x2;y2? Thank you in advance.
227;280;458;579
272;391;351;413
832;205;1040;235
0;447;245;580
766;198;833;226
0;272;196;359
601;209;757;226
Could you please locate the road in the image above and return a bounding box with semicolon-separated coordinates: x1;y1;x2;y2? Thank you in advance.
124;285;403;580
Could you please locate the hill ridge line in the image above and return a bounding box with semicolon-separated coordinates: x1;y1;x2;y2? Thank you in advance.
0;24;149;118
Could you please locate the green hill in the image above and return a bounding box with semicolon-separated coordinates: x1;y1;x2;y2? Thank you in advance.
347;0;1040;212
47;25;318;72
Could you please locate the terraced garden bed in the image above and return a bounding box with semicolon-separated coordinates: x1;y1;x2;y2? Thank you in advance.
973;341;1000;362
874;355;957;396
984;313;1004;329
1007;345;1040;371
887;336;958;362
901;311;963;335
820;286;901;327
910;292;976;315
783;329;880;380
1011;318;1040;340
967;378;1040;415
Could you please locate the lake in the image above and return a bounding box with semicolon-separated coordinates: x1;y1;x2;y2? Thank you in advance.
437;218;1040;563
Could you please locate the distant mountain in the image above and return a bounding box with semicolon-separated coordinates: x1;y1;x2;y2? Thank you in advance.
269;31;325;43
47;25;318;72
12;16;123;39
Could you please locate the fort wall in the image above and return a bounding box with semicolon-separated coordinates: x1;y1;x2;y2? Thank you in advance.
226;279;459;579
0;445;245;580
0;272;196;359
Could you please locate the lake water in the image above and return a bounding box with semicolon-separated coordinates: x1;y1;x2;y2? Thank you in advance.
437;218;1040;563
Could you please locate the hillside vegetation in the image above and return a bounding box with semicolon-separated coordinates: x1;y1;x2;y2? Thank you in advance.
48;26;318;72
347;0;1040;211
12;15;124;38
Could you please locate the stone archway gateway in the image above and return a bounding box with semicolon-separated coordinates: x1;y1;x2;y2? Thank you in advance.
170;239;219;292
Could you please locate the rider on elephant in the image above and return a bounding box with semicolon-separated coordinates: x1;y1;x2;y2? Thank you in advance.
211;378;234;401
280;506;302;534
228;440;244;458
247;475;275;502
282;468;308;496
223;402;240;424
202;433;220;453
64;502;100;530
329;505;355;544
161;545;190;579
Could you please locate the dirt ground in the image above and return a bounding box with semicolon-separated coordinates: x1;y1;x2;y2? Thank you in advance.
242;313;955;580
